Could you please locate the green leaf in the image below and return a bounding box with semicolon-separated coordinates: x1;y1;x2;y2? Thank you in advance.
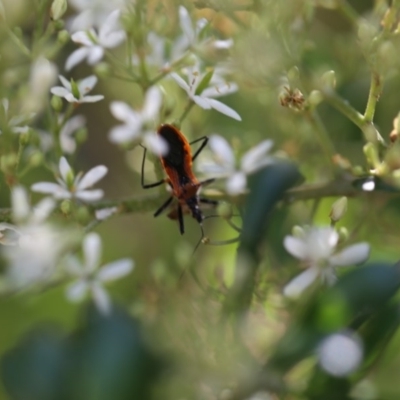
1;305;163;400
240;161;302;252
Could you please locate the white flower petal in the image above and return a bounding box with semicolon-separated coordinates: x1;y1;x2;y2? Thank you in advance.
110;101;139;124
83;232;101;273
330;243;370;267
95;207;118;220
196;161;231;177
97;258;134;282
66;280;89;302
109;125;139;143
59;156;72;182
59;75;71;89
207;98;241;121
65;47;90;71
192;95;212;110
226;172;247;195
31;197;56;224
78;75;97;94
71;30;94;46
241;140;274;174
75;189;104;202
142;86;162;120
170;72;190;93
87;46;104;65
201;82;238;98
76;165;108;190
12;186;30;222
143;132;168;155
91;283;111;314
283;235;308;260
51;86;72;98
80;95;104;103
31;182;70;199
99;10;121;39
209;135;235;168
283;267;320;298
101;31;126;48
60;115;86;154
179;6;195;44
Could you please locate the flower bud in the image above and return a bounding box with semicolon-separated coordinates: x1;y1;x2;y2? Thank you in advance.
70;78;80;100
75;127;88;144
19;130;30;145
60;199;72;215
291;225;305;238
50;0;67;20
29;151;43;167
57;29;70;45
75;205;90;225
321;70;336;90
94;62;111;78
51;95;63;112
330;197;348;223
308;90;323;107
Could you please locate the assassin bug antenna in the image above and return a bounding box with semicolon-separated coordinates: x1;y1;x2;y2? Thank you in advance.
141;123;216;235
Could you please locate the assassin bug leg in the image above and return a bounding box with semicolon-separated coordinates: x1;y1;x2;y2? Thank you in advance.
154;196;174;217
140;146;165;189
190;136;209;161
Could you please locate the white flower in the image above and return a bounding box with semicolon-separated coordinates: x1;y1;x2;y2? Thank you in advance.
31;156;108;202
51;75;104;104
0;98;34;135
0;186;56;246
178;6;234;53
134;31;188;70
109;86;167;154
60;115;86;154
197;135;274;195
0;186;74;288
66;10;126;70
318;332;363;377
283;226;370;298
65;232;134;314
171;64;241;120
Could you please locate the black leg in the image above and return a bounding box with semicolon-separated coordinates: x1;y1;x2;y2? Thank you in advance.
199;178;215;187
190;136;208;161
178;204;184;234
199;197;218;206
154;196;173;217
141;146;165;189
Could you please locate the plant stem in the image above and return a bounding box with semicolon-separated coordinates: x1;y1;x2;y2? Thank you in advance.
363;72;382;124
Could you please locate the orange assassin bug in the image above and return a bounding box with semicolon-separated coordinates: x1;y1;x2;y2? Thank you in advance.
141;124;217;235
